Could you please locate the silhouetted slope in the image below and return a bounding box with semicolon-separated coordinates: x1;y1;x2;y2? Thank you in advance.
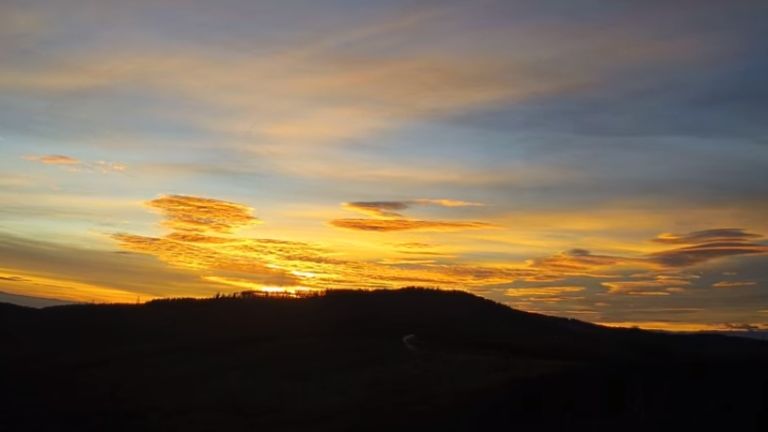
0;290;72;308
1;288;767;431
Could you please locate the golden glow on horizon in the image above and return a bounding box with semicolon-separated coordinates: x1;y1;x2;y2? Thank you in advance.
202;276;319;297
1;192;765;333
597;321;768;332
0;269;147;304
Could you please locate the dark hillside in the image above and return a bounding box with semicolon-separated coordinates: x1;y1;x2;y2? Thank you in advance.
2;288;767;431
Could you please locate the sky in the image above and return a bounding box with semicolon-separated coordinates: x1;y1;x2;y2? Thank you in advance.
1;0;767;331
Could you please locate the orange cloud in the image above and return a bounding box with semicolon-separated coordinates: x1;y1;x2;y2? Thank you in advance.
527;248;636;276
146;195;260;234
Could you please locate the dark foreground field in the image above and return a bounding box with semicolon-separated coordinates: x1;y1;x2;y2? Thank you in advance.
2;288;767;431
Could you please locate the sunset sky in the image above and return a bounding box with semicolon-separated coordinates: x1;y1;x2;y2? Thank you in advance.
1;0;767;331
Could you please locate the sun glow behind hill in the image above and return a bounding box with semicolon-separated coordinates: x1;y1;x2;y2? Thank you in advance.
203;276;323;298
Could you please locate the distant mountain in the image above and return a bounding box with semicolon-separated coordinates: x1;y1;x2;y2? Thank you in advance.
2;288;767;431
0;290;73;308
703;330;768;341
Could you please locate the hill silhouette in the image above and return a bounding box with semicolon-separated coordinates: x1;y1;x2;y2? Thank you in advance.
2;288;767;431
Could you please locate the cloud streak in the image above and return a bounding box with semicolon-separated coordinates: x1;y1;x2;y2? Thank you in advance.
653;228;762;244
24;154;79;165
24;154;127;173
330;218;492;232
342;201;410;218
342;199;483;219
332;198;491;232
712;280;757;289
601;278;690;296
649;229;768;267
505;286;585;298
